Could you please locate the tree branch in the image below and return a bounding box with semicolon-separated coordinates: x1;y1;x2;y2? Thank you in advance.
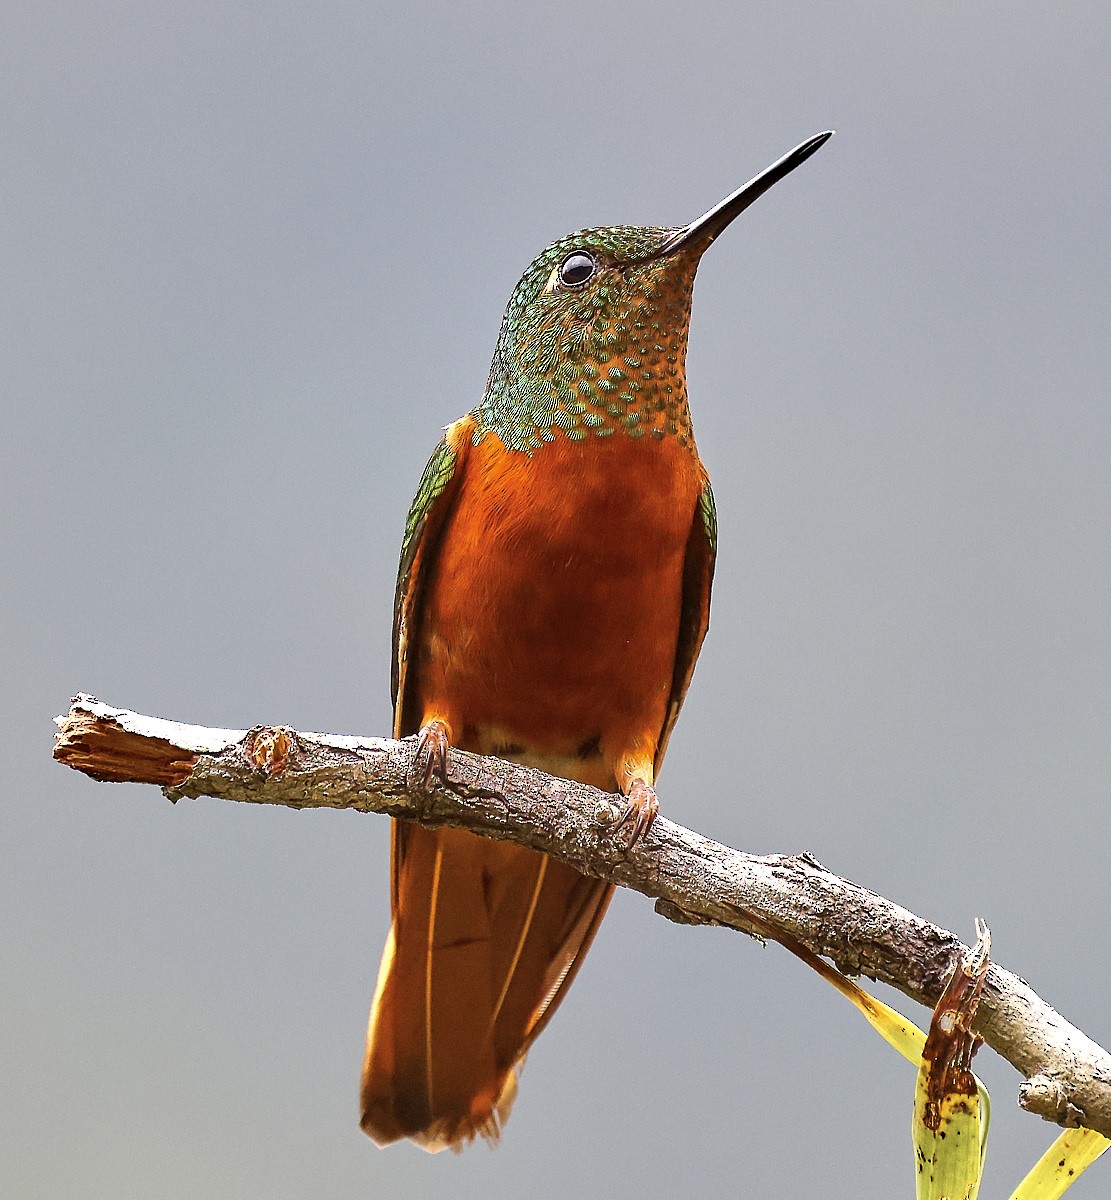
53;693;1111;1138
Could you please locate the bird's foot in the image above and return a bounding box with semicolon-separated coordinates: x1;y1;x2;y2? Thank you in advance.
612;779;659;848
411;719;451;791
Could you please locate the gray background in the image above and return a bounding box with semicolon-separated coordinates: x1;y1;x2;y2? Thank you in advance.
4;3;1110;1197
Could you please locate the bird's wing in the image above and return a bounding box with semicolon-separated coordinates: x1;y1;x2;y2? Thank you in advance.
654;475;717;773
391;417;472;738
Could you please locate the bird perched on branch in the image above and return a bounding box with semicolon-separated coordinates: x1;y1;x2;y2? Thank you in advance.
360;131;833;1151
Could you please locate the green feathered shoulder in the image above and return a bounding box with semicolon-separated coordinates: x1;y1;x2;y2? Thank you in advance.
391;419;472;731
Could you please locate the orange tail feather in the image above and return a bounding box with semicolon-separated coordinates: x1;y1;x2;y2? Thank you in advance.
361;823;611;1151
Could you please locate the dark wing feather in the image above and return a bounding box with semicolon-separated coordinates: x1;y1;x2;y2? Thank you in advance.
391;421;470;737
655;476;717;773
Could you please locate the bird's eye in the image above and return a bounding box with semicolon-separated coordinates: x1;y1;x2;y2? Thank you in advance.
558;251;596;288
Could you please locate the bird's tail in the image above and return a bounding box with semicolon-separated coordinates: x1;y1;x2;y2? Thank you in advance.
360;821;612;1151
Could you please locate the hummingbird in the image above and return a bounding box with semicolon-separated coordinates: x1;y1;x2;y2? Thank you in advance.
360;131;833;1152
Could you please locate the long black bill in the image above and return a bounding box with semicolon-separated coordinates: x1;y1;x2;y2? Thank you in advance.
662;130;834;257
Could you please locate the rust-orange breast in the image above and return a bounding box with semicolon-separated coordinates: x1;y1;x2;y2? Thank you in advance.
412;420;706;786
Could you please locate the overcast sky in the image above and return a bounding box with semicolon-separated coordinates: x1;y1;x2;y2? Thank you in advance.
4;3;1110;1197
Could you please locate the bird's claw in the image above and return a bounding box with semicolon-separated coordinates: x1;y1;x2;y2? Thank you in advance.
612;779;659;848
412;720;450;791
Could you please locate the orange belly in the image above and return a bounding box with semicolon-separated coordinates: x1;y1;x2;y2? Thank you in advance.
414;428;705;786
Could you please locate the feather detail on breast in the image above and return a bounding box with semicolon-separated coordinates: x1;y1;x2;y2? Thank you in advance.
411;428;707;765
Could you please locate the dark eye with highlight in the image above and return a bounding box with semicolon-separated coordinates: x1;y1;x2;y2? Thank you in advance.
558;250;596;288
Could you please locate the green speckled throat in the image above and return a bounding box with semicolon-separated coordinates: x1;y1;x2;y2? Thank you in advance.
474;225;700;454
470;133;836;455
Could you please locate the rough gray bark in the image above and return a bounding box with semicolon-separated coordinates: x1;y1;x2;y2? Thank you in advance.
53;693;1111;1139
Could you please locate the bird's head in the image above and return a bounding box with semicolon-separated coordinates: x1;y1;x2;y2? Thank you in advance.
476;132;833;453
